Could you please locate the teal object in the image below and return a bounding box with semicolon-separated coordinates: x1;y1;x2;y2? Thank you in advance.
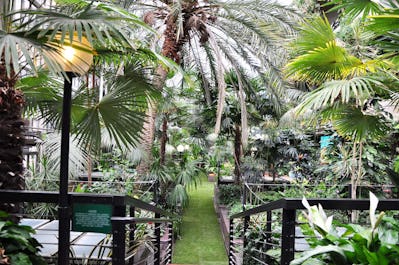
72;203;112;233
320;135;332;149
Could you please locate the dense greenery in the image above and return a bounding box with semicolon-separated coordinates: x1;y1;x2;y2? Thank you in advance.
292;194;399;265
0;211;46;265
1;0;399;263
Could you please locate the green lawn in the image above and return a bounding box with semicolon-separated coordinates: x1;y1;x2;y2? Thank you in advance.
172;180;228;265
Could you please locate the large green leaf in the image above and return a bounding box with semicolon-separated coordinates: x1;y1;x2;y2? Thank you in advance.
20;62;159;152
328;106;389;142
73;63;159;150
286;41;363;84
290;16;335;55
297;76;383;113
326;0;383;20
290;245;348;265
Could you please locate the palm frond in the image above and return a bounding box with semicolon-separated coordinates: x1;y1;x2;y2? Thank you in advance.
297;76;384;114
23;1;152;47
324;105;389;142
286;41;363;84
1;0;154;77
326;0;383;20
291;16;335;55
42;131;89;179
75;64;160;150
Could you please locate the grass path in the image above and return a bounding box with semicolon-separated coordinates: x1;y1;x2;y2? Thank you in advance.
172;180;228;265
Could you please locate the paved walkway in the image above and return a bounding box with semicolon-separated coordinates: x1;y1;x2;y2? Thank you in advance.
172;180;228;265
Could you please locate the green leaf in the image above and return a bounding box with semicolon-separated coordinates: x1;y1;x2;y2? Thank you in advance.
9;253;32;265
286;41;362;84
290;245;347;265
328;106;389;142
326;0;383;20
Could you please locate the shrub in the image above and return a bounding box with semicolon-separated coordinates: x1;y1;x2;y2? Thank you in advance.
0;211;47;265
218;184;241;205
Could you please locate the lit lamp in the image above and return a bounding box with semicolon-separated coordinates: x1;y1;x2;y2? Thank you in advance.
56;34;93;265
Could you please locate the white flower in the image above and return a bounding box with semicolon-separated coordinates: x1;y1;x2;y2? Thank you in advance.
165;144;175;155
176;144;185;152
302;197;333;235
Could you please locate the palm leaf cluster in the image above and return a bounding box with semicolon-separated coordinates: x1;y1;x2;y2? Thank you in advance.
3;0;163;152
285;0;399;202
285;13;397;143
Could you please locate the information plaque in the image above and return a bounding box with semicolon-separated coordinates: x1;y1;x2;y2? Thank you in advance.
72;203;112;233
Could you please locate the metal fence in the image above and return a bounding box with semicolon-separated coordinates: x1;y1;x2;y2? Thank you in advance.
229;198;399;265
0;190;175;265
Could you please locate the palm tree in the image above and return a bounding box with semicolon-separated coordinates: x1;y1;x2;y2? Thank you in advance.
0;0;158;214
119;0;300;174
284;11;395;205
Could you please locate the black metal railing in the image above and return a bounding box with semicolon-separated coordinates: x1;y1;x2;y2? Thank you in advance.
0;190;175;265
229;198;399;265
242;182;398;206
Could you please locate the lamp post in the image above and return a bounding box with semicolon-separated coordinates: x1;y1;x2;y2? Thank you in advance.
57;34;93;265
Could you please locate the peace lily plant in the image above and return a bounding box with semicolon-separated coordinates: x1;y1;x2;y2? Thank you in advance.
292;192;399;265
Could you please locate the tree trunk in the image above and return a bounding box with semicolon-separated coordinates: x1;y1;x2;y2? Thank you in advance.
234;123;242;184
160;115;168;166
0;87;25;216
135;66;168;176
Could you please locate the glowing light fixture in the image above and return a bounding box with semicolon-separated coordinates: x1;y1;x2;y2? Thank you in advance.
56;33;93;265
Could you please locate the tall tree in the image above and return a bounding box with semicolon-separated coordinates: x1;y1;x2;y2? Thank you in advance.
124;0;300;174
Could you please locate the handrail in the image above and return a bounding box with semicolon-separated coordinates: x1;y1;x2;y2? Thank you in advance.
231;198;399;219
0;190;176;217
111;217;174;224
124;196;177;218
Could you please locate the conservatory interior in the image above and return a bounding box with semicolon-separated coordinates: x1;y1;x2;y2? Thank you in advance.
1;1;399;265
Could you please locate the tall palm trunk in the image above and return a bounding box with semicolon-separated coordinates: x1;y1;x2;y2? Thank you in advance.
136;12;187;175
234;123;242;184
136;66;168;176
160;114;169;166
0;62;25;216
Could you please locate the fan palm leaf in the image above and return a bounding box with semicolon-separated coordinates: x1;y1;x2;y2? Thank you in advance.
19;63;160;151
286;41;364;84
296;76;385;114
323;105;389;143
326;0;383;20
41;131;89;179
290;16;335;55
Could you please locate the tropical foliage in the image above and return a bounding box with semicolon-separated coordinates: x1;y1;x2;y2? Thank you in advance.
292;193;399;265
0;211;46;265
284;0;399;201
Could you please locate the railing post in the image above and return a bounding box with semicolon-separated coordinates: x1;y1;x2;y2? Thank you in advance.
243;215;250;263
229;218;234;264
281;209;296;265
128;206;135;265
113;200;126;264
112;219;126;265
154;213;161;265
265;210;272;251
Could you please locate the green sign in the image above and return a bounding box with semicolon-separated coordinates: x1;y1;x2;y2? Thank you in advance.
72;203;112;233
